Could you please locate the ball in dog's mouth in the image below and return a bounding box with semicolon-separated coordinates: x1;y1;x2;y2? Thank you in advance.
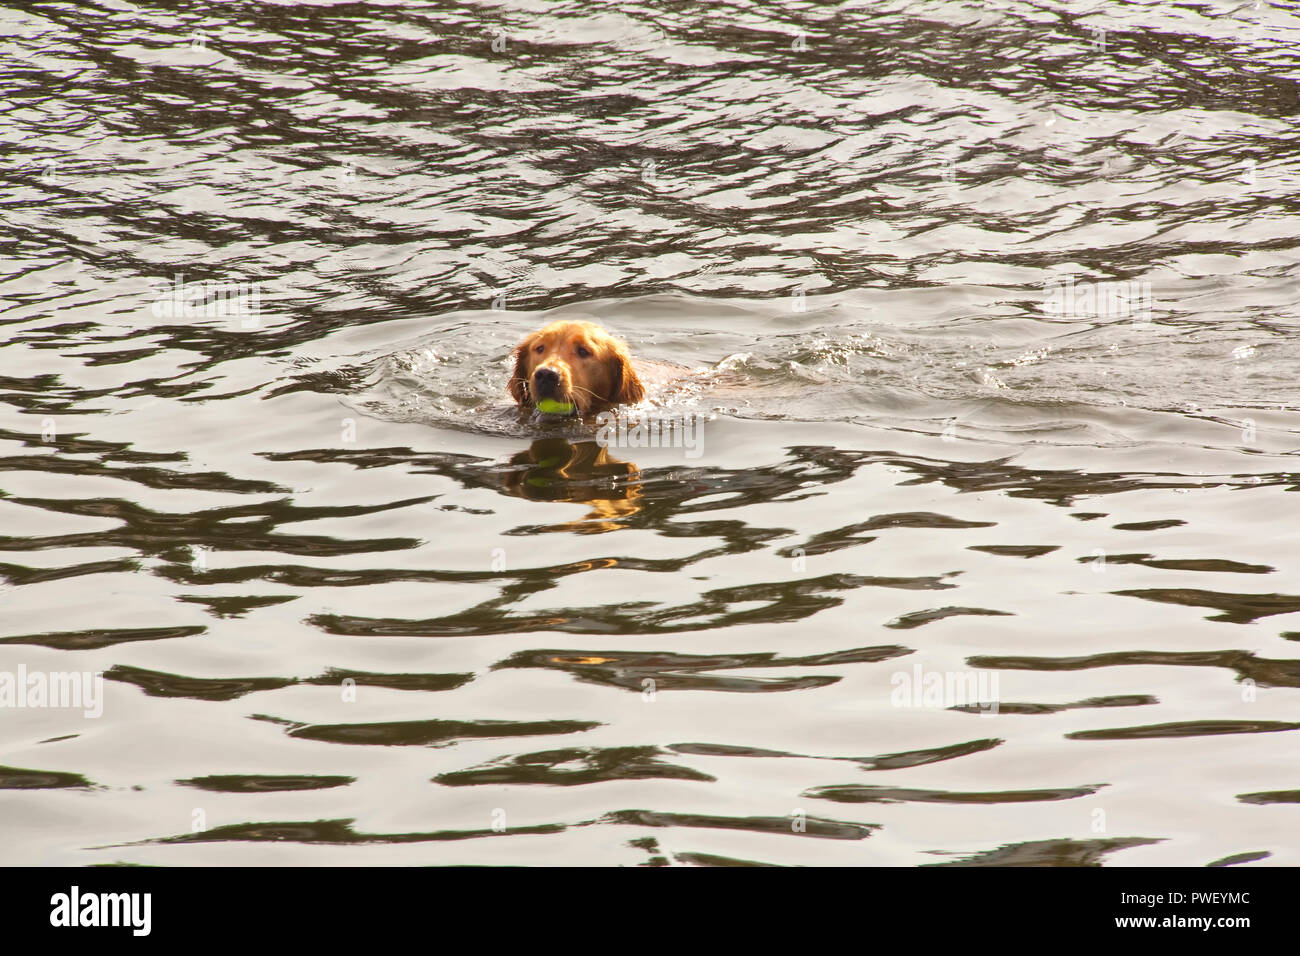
535;398;577;415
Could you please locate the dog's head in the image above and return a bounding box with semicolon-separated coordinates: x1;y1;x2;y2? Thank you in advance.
508;319;645;416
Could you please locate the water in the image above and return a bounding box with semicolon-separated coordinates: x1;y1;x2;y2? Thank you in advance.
1;0;1298;866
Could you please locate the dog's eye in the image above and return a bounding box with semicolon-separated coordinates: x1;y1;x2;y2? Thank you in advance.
576;345;592;359
533;344;544;353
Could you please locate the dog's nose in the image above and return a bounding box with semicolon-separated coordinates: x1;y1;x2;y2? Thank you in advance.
533;366;559;389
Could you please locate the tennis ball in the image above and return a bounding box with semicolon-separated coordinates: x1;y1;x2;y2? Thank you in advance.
536;398;576;415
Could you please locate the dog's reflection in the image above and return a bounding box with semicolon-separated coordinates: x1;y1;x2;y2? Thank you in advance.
500;438;641;533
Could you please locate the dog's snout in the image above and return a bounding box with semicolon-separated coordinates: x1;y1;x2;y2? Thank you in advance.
533;366;560;389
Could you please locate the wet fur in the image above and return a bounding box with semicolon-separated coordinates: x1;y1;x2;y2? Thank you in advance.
509;319;645;415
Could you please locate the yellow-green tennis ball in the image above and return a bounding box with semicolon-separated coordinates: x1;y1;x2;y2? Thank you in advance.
536;398;575;415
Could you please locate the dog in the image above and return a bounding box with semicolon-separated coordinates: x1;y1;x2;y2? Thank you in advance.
508;319;645;416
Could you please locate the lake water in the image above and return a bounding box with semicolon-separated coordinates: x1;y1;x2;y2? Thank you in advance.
2;0;1298;867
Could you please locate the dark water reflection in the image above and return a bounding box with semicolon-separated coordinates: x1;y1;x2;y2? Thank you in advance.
2;0;1299;866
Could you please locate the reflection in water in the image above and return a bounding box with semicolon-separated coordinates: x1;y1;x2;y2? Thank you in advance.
1207;851;1272;867
669;737;1003;771
178;775;354;793
103;665;474;701
969;649;1300;689
805;783;1106;804
949;694;1156;715
0;625;208;651
1237;792;1300;805
435;746;718;787
600;809;874;841
257;714;603;748
496;644;911;693
925;838;1164;868
1114;587;1300;624
1066;720;1300;741
0;765;95;790
144;818;569;846
499;438;642;533
132;808;877;849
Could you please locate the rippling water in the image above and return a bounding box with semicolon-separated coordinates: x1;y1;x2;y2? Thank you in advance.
2;0;1299;866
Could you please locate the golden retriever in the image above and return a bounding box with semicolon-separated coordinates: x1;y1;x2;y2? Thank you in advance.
508;319;645;416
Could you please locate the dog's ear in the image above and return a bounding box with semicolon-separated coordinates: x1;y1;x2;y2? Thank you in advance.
508;338;532;406
608;338;644;406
